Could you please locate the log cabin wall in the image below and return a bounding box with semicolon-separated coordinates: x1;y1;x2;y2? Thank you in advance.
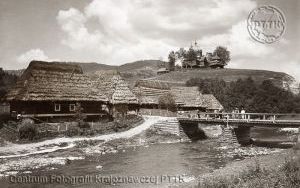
10;101;106;115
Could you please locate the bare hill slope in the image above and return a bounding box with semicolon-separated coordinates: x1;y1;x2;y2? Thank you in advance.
148;68;298;90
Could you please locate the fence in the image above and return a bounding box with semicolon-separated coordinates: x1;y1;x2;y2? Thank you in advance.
0;103;10;114
139;109;177;117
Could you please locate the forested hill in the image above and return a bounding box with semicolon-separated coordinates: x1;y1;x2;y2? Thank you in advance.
186;77;300;113
0;68;18;99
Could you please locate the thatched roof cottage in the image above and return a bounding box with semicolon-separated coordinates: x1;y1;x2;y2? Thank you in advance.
133;79;223;112
90;71;139;116
6;61;138;118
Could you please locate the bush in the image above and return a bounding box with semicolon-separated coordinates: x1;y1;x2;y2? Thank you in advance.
78;121;90;129
0;114;11;128
19;123;37;140
65;127;80;137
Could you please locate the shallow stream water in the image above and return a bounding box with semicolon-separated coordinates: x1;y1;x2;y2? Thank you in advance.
0;123;297;188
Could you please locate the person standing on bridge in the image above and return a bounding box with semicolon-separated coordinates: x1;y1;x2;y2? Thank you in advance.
241;108;246;119
232;108;239;119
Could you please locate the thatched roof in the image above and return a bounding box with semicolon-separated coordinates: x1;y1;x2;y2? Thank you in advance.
133;84;204;108
133;79;223;110
25;61;83;74
133;86;169;104
135;79;171;90
111;77;138;104
89;72;138;104
202;94;224;110
170;87;204;107
6;61;107;102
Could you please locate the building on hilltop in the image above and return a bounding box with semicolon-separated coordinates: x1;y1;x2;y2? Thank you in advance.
158;42;226;74
157;67;169;75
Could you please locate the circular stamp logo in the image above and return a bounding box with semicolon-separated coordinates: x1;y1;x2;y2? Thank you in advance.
247;5;286;44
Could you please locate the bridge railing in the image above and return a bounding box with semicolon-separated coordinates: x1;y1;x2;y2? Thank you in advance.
178;112;300;121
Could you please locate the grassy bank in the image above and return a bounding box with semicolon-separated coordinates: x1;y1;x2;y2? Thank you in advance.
0;115;144;144
198;145;300;188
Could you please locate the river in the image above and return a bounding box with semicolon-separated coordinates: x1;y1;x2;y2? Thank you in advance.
0;117;297;188
0;139;288;188
1;140;244;188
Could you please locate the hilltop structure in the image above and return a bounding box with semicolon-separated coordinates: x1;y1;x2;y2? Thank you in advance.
158;42;226;74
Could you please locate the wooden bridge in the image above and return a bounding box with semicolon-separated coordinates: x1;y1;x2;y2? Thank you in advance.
177;112;300;145
177;112;300;128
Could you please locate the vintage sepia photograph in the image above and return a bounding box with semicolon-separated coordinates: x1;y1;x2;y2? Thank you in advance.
0;0;299;187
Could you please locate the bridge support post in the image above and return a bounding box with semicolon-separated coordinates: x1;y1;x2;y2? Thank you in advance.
233;126;252;146
298;127;300;143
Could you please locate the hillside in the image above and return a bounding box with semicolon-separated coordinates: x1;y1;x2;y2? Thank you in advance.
73;62;117;72
149;68;299;92
118;60;161;71
2;60;299;93
73;60;162;73
73;60;164;87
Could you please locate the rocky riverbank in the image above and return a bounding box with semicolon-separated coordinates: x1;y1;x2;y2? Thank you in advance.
0;116;172;177
173;143;300;188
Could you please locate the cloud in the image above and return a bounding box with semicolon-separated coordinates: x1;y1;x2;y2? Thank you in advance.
55;0;299;82
56;0;257;65
199;21;274;59
273;60;300;82
17;49;50;65
56;8;103;50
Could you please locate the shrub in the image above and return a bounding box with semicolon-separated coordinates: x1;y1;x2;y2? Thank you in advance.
65;127;80;137
78;121;90;129
19;123;37;140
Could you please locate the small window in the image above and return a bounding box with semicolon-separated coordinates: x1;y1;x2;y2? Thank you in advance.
69;104;76;112
54;104;61;112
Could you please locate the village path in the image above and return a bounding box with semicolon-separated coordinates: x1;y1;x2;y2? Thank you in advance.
0;116;170;159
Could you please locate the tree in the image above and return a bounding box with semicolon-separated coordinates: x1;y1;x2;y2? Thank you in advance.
176;48;187;59
186;46;197;61
213;46;230;66
158;93;176;112
168;51;176;71
186;77;300;113
74;102;88;128
114;104;129;118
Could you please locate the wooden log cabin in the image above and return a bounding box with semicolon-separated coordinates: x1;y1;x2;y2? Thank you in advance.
5;61;138;120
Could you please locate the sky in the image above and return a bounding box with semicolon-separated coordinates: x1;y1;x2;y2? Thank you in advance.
0;0;299;80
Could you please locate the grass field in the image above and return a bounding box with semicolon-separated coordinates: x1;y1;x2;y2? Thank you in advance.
153;68;294;88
